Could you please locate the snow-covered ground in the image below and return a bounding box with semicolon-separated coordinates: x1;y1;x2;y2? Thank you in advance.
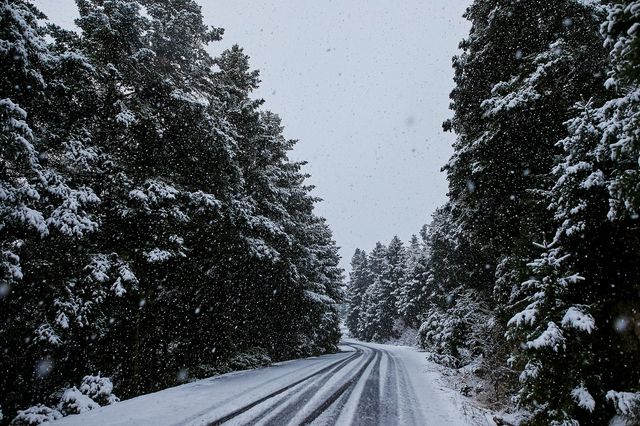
53;339;477;426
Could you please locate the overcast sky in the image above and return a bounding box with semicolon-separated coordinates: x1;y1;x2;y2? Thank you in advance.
33;0;471;271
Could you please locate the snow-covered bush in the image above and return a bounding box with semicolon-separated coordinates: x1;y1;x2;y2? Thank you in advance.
11;404;62;426
419;307;464;367
57;374;120;415
57;387;100;416
607;391;640;425
228;348;272;371
12;374;120;424
418;288;495;368
189;348;272;381
78;374;120;406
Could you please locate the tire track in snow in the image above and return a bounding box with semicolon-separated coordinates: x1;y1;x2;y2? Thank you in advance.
298;346;380;425
350;348;381;425
175;353;349;426
378;347;399;424
394;349;426;426
235;345;366;424
202;342;430;426
327;344;420;426
323;344;381;425
332;343;396;426
205;345;362;425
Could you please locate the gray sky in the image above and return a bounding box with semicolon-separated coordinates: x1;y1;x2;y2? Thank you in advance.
33;0;471;271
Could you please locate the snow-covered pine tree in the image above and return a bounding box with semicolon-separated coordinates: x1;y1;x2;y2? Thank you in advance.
211;44;344;359
358;242;388;341
1;0;345;420
601;1;640;222
438;0;608;378
506;99;613;424
417;206;494;368
293;216;344;355
0;0;103;418
269;149;344;357
73;0;187;396
506;242;597;424
0;0;100;300
358;239;403;342
482;0;609;308
345;249;370;338
395;233;429;328
208;45;299;358
350;234;427;341
385;235;406;312
245;122;344;358
595;5;640;420
507;2;640;423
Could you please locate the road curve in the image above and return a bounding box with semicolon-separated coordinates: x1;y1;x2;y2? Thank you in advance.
53;339;468;426
203;341;428;426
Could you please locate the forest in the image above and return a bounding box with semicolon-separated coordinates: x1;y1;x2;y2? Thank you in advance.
346;1;640;425
0;0;343;423
4;0;640;425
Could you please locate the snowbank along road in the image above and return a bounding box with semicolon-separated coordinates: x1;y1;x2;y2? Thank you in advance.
54;339;469;426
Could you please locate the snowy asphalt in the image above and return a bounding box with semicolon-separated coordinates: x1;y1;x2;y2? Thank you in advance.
54;339;469;426
208;342;425;425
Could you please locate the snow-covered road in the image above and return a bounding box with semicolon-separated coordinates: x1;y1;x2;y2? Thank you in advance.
54;339;469;426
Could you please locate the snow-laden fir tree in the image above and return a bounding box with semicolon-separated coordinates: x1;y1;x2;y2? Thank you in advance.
345;249;369;338
353;237;407;342
394;233;429;328
211;44;343;358
416;207;496;368
73;0;213;395
358;242;391;341
0;0;100;293
384;235;407;325
1;0;345;421
596;7;640;421
506;243;597;424
0;0;105;417
507;2;640;423
434;0;609;382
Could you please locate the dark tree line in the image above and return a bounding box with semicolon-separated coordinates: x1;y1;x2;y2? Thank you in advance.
0;0;343;423
347;0;640;424
345;234;430;343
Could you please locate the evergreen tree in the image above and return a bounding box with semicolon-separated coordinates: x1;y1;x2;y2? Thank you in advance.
0;0;102;417
507;242;597;424
385;236;406;310
508;2;640;423
356;238;405;342
358;242;388;341
73;0;214;395
417;207;494;367
212;44;344;357
435;0;608;374
1;0;345;420
345;249;369;338
395;233;429;327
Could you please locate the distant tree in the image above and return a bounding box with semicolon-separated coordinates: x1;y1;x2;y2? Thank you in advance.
355;238;404;342
358;242;389;341
345;249;369;338
395;233;429;327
